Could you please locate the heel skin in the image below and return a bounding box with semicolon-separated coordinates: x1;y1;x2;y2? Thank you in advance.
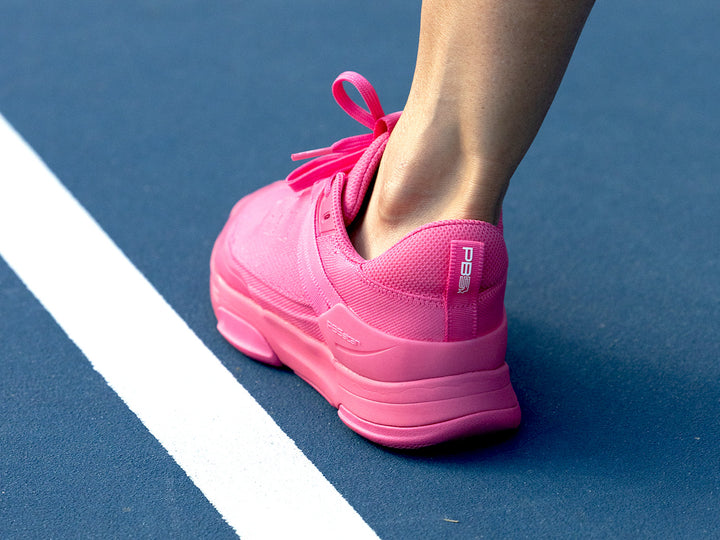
211;268;520;448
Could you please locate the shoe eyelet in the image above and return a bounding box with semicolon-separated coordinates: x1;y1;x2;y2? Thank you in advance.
323;211;331;221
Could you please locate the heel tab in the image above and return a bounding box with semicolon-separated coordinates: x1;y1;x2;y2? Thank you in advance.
444;240;485;341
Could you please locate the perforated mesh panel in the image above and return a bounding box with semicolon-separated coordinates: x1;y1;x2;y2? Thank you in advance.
361;220;508;298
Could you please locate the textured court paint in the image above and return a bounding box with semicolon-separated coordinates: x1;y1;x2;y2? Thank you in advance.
0;115;378;540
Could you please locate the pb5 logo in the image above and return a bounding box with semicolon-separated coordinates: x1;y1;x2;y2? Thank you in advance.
457;246;473;294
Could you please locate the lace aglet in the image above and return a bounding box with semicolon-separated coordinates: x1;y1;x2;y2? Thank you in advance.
291;146;331;161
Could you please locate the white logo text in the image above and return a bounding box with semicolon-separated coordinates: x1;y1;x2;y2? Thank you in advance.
457;246;473;294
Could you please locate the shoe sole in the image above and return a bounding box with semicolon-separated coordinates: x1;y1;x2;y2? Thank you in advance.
210;258;520;449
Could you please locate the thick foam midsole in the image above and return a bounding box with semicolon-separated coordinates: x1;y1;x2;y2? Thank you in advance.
211;269;519;430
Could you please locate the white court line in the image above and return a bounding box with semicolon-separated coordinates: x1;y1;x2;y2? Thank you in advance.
0;114;378;540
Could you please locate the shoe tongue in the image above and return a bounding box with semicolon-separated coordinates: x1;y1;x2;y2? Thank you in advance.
341;131;390;225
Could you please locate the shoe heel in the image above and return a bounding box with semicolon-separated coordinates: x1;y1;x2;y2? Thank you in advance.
319;304;520;448
338;402;521;450
334;361;520;449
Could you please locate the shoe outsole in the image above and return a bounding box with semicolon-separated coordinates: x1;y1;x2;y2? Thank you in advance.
210;254;521;449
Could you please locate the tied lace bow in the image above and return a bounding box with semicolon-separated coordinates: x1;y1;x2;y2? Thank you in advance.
286;71;401;192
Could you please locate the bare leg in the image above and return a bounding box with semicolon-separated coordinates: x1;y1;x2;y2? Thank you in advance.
351;0;595;258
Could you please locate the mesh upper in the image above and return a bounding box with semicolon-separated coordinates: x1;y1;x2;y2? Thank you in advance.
361;219;508;298
222;123;508;343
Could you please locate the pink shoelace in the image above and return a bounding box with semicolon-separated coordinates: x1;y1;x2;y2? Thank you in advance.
286;72;401;192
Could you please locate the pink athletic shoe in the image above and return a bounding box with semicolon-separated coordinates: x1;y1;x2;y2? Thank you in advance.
210;72;520;448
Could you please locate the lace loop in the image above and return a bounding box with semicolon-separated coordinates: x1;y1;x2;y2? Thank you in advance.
286;72;398;192
331;71;385;129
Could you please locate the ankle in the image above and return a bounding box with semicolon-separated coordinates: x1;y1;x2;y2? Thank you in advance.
375;148;508;225
349;120;509;259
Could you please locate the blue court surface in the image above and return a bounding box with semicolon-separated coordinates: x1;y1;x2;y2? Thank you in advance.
1;2;718;538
